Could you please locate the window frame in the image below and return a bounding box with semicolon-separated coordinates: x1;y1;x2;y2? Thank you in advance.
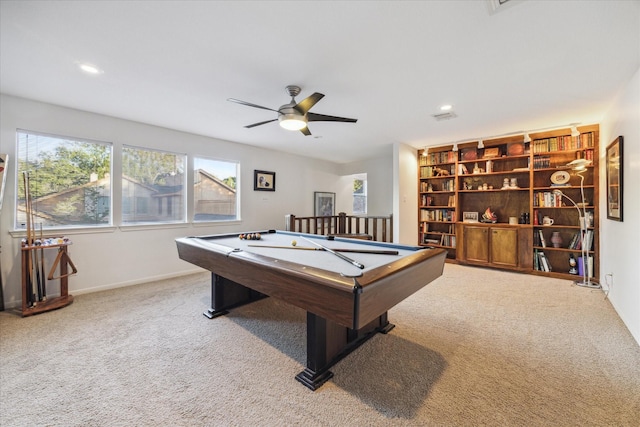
14;129;114;231
121;144;187;226
192;155;241;223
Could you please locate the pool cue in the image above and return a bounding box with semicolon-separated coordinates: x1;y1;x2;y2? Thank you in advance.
39;223;46;301
301;236;365;269
247;244;398;255
27;172;43;302
23;172;36;306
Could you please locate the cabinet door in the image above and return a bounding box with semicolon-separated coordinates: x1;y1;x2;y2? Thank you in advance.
464;226;489;263
490;227;518;267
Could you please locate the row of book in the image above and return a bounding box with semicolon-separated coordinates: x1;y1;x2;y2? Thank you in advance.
419;179;455;192
533;191;576;208
420;151;456;166
420;209;454;222
532;133;595;154
532;156;552;170
420;195;456;207
421;223;455;234
534;250;594;276
534;250;553;272
567;230;594;251
421;233;456;248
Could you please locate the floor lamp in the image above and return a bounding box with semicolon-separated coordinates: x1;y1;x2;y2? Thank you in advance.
554;158;600;289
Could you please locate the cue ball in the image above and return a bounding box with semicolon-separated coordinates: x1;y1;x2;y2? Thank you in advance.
291;240;297;246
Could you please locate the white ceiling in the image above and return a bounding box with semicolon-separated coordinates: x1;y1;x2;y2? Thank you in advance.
1;1;638;164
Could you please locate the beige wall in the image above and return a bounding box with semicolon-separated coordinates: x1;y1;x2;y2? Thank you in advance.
599;65;640;344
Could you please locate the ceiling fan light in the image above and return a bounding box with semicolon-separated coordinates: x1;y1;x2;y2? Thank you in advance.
279;114;307;131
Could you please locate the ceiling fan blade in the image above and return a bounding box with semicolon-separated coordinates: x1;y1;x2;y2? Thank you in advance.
300;126;312;136
295;92;325;114
245;119;278;128
228;98;279;112
307;112;358;123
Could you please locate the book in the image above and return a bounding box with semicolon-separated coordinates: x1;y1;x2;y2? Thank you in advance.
539;252;551;272
538;229;547;248
538;251;551;272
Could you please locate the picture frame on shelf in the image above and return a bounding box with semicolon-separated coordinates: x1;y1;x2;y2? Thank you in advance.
507;142;525;156
483;147;500;158
461;148;477;161
462;211;479;223
314;192;335;216
254;170;276;191
606;136;623;221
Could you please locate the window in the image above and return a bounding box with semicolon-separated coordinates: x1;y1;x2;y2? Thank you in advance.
122;146;186;224
15;130;112;229
353;175;367;214
193;157;239;222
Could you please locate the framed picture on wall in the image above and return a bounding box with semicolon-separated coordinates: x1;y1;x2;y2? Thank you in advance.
314;192;335;216
254;170;276;191
606;136;623;221
0;154;7;212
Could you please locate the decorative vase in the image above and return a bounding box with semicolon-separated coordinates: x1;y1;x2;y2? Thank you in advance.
551;231;563;248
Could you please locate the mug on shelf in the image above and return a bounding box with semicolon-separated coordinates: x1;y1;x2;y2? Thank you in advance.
542;216;554;226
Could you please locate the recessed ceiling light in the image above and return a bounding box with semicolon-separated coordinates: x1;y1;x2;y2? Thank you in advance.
440;104;453;111
78;63;103;75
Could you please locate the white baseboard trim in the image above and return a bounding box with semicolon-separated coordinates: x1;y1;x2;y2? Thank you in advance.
3;268;207;310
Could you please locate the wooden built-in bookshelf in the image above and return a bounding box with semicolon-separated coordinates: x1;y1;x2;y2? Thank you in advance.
418;124;599;281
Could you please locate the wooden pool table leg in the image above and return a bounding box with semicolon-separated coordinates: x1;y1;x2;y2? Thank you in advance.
204;273;267;319
295;312;394;391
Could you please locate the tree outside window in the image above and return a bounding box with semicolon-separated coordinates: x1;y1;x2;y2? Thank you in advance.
16;130;112;229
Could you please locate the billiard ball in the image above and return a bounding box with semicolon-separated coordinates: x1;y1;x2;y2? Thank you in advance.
291;240;297;246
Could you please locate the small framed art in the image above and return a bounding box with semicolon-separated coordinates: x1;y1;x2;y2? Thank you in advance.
606;136;623;221
254;170;275;191
463;211;479;223
314;192;335;216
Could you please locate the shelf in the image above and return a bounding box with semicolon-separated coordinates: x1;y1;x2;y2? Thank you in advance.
533;185;594;191
419;175;455;180
533;205;595;209
459;188;529;193
422;231;456;235
459;170;530;176
533;246;594;254
534;224;594;229
458;154;529;164
420;219;456;226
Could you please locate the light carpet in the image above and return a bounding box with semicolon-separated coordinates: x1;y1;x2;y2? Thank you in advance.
1;264;639;426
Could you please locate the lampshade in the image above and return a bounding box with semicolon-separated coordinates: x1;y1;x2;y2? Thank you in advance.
279;113;307;131
523;133;531;143
452;143;458;152
566;158;590;171
477;140;484;149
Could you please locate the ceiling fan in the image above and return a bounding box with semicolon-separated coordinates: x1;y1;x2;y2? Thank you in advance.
227;85;357;136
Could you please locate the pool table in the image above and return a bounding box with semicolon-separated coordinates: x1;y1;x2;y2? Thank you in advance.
175;230;446;390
